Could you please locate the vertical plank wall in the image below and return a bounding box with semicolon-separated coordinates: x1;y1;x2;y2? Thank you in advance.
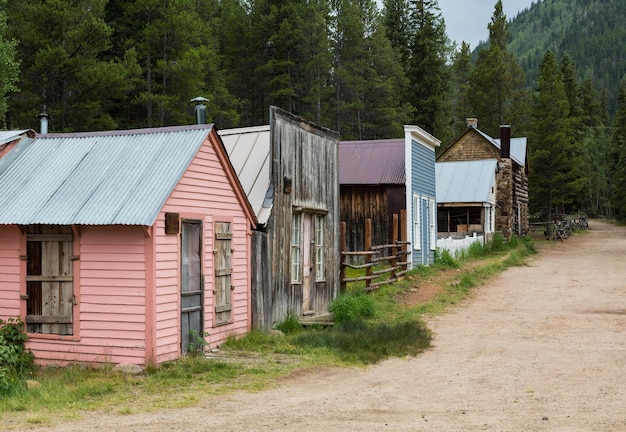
25;225;149;365
156;131;251;363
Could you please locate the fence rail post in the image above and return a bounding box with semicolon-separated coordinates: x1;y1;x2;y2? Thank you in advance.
391;213;398;279
365;219;372;291
340;222;347;293
400;209;408;273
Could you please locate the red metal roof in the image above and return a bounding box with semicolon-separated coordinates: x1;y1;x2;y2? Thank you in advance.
339;139;405;185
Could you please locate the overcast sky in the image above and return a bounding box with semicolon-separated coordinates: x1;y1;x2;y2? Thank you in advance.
438;0;537;49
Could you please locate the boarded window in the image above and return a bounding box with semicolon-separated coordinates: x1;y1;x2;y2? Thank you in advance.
214;222;232;324
26;225;74;335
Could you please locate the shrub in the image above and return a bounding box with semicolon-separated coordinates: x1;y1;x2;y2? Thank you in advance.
434;248;459;269
274;312;302;335
466;240;487;258
490;233;505;252
329;291;375;324
0;318;34;395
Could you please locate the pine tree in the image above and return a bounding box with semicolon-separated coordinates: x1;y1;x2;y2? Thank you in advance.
610;79;626;219
331;0;413;139
450;41;473;135
108;0;238;129
6;0;140;132
529;50;584;223
406;0;450;138
252;0;333;125
559;53;582;120
468;0;527;137
0;0;19;128
382;0;411;71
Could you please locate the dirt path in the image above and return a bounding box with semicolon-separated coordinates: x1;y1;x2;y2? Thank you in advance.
29;220;626;431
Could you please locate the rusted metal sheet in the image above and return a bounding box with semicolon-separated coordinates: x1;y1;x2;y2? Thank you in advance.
339;139;405;185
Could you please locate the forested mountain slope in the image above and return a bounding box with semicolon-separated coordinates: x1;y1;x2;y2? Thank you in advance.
506;0;625;115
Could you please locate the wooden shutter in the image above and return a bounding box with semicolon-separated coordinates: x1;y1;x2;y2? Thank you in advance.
214;222;232;324
26;226;74;335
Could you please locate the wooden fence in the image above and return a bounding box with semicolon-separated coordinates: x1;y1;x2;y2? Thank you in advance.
530;214;589;241
340;211;411;292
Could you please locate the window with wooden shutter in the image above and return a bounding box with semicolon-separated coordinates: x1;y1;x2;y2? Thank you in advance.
26;225;74;335
214;222;232;324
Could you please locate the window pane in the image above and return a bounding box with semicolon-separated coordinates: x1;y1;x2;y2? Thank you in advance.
291;213;302;282
315;215;324;280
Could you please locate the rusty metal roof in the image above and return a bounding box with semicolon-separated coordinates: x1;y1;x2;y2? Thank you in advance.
0;125;215;225
339;139;405;185
219;125;272;226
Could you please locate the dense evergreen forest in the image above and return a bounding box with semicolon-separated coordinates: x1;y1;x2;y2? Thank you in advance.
1;0;626;221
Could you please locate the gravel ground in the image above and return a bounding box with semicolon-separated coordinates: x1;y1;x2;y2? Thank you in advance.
22;219;626;431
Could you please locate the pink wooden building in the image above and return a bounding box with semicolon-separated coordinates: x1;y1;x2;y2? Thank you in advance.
0;125;255;366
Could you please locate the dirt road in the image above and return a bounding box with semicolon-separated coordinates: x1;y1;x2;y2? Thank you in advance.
29;220;626;431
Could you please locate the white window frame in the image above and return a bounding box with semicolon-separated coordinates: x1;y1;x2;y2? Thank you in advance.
315;214;325;281
429;198;436;251
413;194;421;250
291;213;302;283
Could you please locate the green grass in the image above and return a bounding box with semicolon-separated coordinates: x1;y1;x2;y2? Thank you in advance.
0;235;536;430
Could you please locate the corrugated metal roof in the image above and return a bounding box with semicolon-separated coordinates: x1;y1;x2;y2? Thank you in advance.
436;159;497;204
494;137;527;167
474;128;527;167
339;139;405;185
0;130;29;146
0;125;214;225
219;125;272;225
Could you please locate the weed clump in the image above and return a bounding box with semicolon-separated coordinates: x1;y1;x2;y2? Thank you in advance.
329;290;375;323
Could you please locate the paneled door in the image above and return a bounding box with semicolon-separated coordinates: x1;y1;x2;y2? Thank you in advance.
181;220;203;354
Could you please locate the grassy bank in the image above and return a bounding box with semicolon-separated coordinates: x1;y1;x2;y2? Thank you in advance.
0;235;536;429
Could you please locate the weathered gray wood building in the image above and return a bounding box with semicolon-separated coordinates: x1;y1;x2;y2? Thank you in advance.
220;107;340;330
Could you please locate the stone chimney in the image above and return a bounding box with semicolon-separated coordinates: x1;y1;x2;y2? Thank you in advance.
500;125;511;159
466;118;478;128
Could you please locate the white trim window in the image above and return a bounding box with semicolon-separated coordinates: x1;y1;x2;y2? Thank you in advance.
291;213;302;282
315;215;325;281
429;198;436;251
413;194;421;250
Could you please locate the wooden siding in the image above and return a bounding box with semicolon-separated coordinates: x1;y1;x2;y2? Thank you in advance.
156;130;251;362
266;108;340;327
0;226;21;318
411;139;436;266
24;225;148;366
340;185;405;253
437;129;498;162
